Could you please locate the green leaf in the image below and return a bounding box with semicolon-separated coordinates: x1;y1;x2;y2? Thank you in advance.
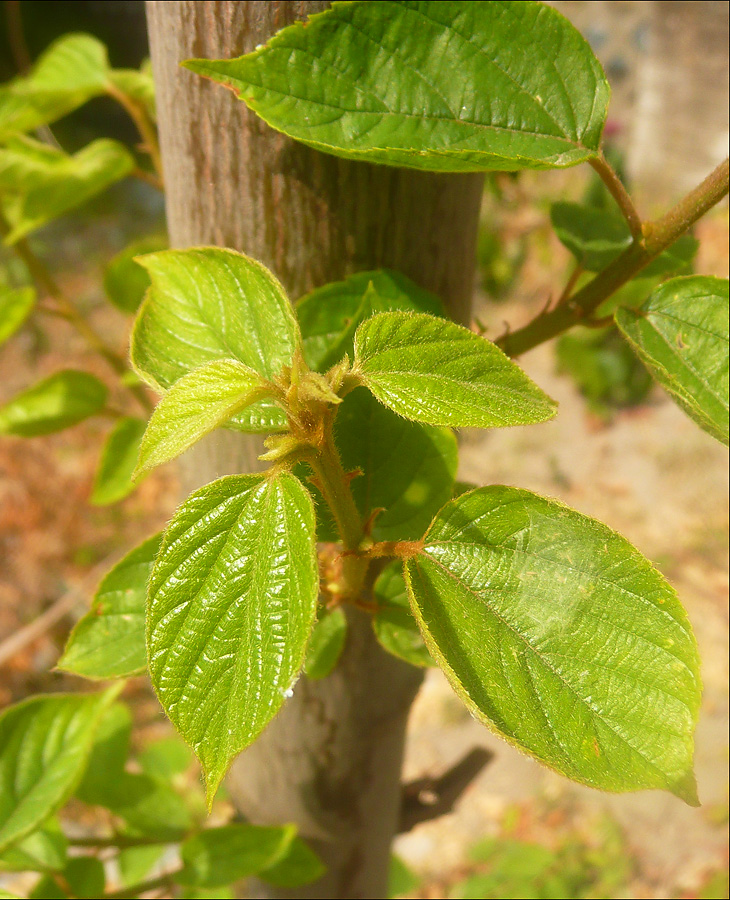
180;824;296;888
373;561;433;668
74;703;131;806
551;202;698;274
297;269;444;372
0;370;107;437
259;836;325;889
131;248;300;433
0;688;120;853
108;64;156;121
0;34;110;140
0;891;24;899
58;533;161;679
137;737;193;783
616;276;729;446
148;473;319;802
304;606;347;680
405;486;701;802
117;845;166;888
389;854;421;898
103;235;167;314
61;857;105;899
99;772;192;840
0;819;67;873
354;312;557;427
186;0;609;172
135;360;271;476
29;876;67;899
0;285;35;346
91;417;147;506
0;136;134;244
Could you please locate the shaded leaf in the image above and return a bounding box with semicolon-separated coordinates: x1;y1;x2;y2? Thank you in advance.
374;562;433;668
304;606;347;680
616;276;729;445
138;737;193;782
91;417;147;506
297;269;444;372
131;248;300;432
405;486;701;801
0;819;67;874
259;836;325;889
58;533;161;679
135;359;271;476
551;202;697;274
148;473;319;802
354;312;557;427
0;34;110;140
0;370;107;437
180;824;296;888
61;857;105;899
186;1;608;172
74;703;131;806
117;845;166;889
0;688;120;853
0;285;35;346
103;234;167;314
0;136;134;244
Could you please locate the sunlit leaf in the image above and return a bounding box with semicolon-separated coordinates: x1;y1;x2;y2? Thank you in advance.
186;1;609;172
0;370;107;437
405;486;701;802
0;285;35;346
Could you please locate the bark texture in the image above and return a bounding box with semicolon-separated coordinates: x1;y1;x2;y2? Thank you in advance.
145;3;483;896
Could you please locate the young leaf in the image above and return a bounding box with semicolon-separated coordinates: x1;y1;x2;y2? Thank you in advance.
135;359;271;476
185;1;609;172
0;34;110;140
0;819;67;874
616;276;729;445
551;202;698;274
353;312;557;427
0;136;134;244
373;562;433;668
0;370;107;437
180;824;296;888
91;416;147;506
0;688;120;853
103;234;167;314
131;248;300;432
404;486;701;802
297;269;444;372
259;836;325;889
0;285;35;346
58;533;161;679
304;606;348;680
147;473;319;802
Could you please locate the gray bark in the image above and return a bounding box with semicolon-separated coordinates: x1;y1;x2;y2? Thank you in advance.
145;2;483;896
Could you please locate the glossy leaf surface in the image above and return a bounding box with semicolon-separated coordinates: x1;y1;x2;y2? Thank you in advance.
131;248;299;432
0;286;35;346
616;276;729;445
373;562;433;667
148;473;318;801
0;370;107;437
59;534;161;679
0;136;134;244
551;202;698;275
136;359;270;475
180;824;296;888
297;269;444;372
354;312;557;427
0;690;118;852
405;486;701;801
186;1;609;172
91;417;147;506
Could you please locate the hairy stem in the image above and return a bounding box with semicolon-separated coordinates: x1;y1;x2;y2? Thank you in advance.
589;153;643;238
498;157;729;357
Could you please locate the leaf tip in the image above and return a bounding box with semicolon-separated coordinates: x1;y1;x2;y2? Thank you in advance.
670;769;701;807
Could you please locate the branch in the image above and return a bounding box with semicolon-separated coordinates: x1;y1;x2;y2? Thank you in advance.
498;157;729;358
589;154;643;238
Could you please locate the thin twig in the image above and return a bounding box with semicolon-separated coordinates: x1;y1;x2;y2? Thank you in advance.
589;153;643;238
106;82;164;186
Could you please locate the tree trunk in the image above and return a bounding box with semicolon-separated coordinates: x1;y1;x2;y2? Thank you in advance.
145;3;483;897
